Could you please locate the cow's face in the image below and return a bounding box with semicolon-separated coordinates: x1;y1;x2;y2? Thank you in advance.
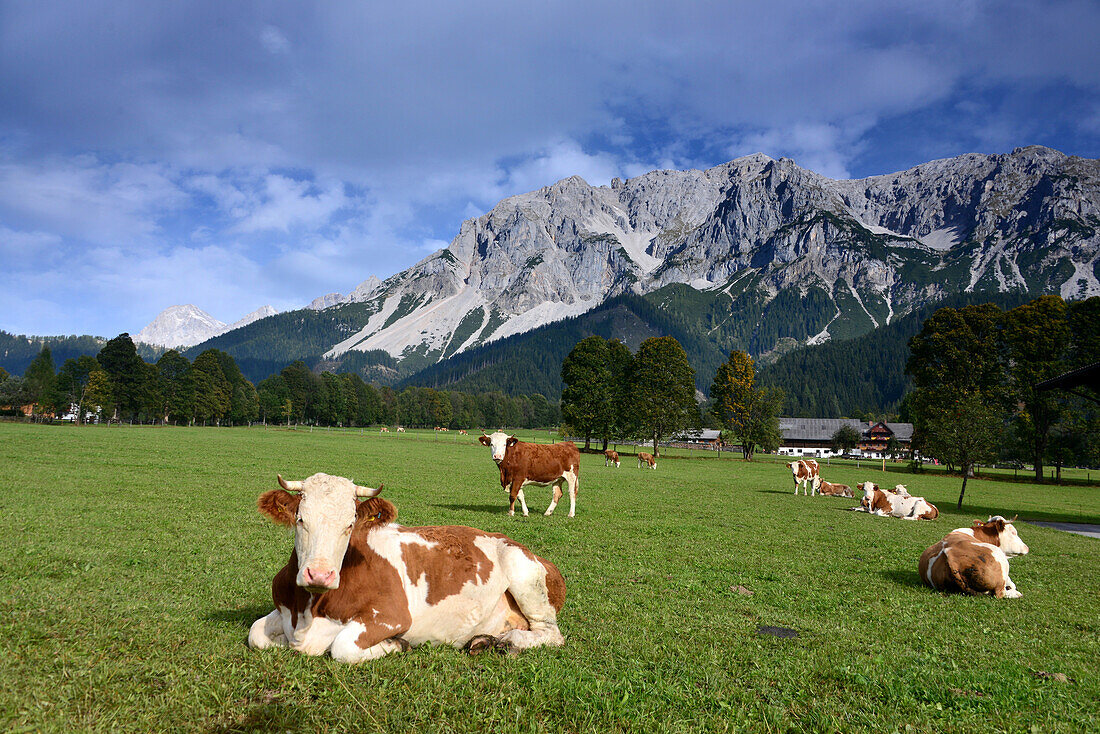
258;473;383;593
859;481;876;499
479;431;517;463
987;516;1030;557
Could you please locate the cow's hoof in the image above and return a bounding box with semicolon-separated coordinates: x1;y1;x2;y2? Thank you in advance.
465;635;498;655
388;636;411;652
493;638;521;657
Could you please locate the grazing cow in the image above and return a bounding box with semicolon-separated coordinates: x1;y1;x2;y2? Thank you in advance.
479;432;580;517
380;426;390;433
859;481;939;520
812;476;853;497
638;452;657;469
396;427;405;433
248;473;566;662
787;460;820;495
604;449;620;468
459;430;469;436
918;516;1029;598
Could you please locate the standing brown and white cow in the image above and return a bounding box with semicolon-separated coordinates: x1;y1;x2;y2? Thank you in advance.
604;449;620;467
479;432;580;517
638;451;657;469
787;459;819;495
248;473;566;662
918;516;1029;598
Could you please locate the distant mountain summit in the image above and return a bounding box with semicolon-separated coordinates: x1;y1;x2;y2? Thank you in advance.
190;145;1100;384
135;304;276;349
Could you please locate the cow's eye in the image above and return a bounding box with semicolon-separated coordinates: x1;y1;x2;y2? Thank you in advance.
296;517;304;526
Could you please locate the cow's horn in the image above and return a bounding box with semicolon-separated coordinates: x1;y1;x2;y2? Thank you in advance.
277;474;303;492
1011;514;1018;522
355;482;383;498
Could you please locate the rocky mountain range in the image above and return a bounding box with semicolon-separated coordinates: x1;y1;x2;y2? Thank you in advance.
188;145;1098;385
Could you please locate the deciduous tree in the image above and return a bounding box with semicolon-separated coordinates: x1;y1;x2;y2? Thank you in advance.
560;336;613;450
710;350;783;460
631;336;697;455
830;424;860;457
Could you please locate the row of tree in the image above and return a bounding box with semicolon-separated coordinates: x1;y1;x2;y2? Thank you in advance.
256;363;559;429
1;334;261;425
1;333;562;430
559;334;784;458
904;295;1100;506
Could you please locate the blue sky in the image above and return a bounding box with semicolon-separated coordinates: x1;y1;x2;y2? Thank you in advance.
2;0;1098;337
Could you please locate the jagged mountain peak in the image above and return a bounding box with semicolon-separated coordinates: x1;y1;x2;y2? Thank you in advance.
190;147;1098;383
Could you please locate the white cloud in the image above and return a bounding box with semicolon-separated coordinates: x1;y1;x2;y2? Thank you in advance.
729;120;875;180
260;26;290;55
0;156;187;245
230;175;352;234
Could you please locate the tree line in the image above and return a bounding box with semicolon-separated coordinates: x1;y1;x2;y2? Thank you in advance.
256;363;559;428
904;295;1100;506
2;333;260;425
1;332;560;429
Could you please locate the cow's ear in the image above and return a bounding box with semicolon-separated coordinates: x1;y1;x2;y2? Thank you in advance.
506;436;518;447
258;489;300;526
356;497;398;526
478;435;491;446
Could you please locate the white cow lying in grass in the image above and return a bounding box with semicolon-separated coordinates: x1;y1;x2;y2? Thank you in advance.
857;481;939;520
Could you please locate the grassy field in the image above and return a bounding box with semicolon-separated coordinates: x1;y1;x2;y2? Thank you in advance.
0;422;1097;733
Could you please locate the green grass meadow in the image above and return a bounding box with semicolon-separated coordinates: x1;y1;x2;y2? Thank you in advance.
0;423;1097;733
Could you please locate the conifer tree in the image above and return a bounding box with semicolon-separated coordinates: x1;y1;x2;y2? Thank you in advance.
24;346;58;419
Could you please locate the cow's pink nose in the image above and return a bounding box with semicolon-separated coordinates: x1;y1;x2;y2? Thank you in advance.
302;567;337;588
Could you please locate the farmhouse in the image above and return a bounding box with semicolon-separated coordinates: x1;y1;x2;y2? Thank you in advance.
777;418;913;459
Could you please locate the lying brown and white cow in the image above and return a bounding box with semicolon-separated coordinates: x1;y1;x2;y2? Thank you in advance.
604;449;620;467
787;459;819;495
858;481;938;520
918;516;1029;598
638;451;657;469
248;473;566;662
479;432;579;517
811;476;853;497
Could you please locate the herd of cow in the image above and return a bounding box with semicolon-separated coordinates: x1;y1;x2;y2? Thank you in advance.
245;436;1031;664
785;458;1029;599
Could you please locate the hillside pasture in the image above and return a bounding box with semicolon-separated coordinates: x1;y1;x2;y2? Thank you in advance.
0;423;1096;733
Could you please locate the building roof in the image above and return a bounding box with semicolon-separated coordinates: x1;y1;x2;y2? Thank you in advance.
1035;361;1100;395
673;429;723;441
778;418;913;442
